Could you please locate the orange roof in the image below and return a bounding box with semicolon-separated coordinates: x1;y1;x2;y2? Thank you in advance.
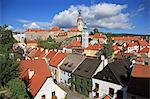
139;47;149;53
112;45;121;51
49;52;67;67
66;40;81;48
28;48;39;58
26;39;38;43
132;64;150;78
85;44;103;50
26;26;63;33
68;28;79;32
51;26;60;31
111;36;139;41
20;59;51;97
127;41;139;47
45;50;57;60
91;33;106;39
104;95;111;99
138;40;149;46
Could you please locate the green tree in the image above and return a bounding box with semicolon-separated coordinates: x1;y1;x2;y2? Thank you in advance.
101;41;113;58
47;35;54;42
7;78;29;99
93;28;99;34
0;25;28;98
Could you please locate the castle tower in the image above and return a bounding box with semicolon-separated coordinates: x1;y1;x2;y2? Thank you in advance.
82;23;89;48
77;10;84;32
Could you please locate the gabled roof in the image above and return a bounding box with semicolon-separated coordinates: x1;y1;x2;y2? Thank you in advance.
138;47;149;53
66;40;81;48
93;59;130;86
85;44;103;50
111;36;139;41
45;50;57;60
60;54;86;73
91;33;106;39
28;48;45;59
67;28;79;32
49;52;67;67
20;59;52;97
127;64;150;98
132;64;150;78
73;57;102;78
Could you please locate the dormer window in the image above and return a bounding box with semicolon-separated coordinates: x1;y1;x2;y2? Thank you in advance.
41;95;45;99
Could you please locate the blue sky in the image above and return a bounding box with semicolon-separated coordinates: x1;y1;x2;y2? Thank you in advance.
1;0;149;34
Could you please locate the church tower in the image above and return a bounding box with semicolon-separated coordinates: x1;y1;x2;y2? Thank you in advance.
82;23;89;48
77;10;84;32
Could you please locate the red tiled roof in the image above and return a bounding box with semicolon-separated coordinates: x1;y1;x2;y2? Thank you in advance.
45;50;57;60
49;52;67;67
68;28;79;32
85;44;103;50
112;45;121;51
51;26;60;31
26;39;38;43
138;40;149;46
132;64;150;78
127;41;139;47
66;40;81;48
139;47;149;53
20;59;51;97
26;26;63;33
136;57;144;61
111;36;139;41
104;95;111;99
91;33;106;39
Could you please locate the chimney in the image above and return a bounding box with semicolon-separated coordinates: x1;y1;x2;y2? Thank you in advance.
45;49;49;54
28;69;35;79
40;48;44;51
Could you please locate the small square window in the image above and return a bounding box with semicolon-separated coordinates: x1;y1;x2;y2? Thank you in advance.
52;91;55;96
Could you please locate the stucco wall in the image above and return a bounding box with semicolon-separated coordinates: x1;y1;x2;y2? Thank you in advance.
34;78;66;99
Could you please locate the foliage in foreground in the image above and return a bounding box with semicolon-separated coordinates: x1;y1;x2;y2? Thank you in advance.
7;78;29;99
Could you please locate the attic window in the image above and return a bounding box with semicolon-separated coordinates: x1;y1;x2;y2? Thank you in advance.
108;76;112;81
68;63;73;67
84;70;88;72
64;62;69;66
41;95;46;99
103;75;107;80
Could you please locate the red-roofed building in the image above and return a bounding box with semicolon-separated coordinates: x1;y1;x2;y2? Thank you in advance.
64;40;82;53
84;44;104;56
90;33;107;44
127;64;150;98
67;27;81;38
19;59;66;99
25;26;67;43
48;52;67;83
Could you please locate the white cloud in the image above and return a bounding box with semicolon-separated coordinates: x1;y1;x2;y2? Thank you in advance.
131;4;145;17
6;25;14;30
51;3;134;29
17;19;31;24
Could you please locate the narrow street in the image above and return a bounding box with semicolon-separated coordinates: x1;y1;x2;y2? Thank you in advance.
57;83;90;99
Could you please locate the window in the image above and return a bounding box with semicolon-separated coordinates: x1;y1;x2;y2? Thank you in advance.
109;88;114;97
64;71;65;75
52;91;55;96
131;96;136;99
95;83;99;90
96;92;99;98
41;95;45;99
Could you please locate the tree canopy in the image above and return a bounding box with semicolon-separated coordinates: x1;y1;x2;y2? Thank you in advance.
7;78;29;99
38;36;60;49
0;25;28;98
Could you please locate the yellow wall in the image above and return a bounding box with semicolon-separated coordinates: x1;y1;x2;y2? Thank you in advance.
84;50;99;57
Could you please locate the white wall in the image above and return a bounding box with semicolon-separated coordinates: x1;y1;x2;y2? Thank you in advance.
34;78;67;99
92;59;108;77
60;70;71;86
92;78;123;99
